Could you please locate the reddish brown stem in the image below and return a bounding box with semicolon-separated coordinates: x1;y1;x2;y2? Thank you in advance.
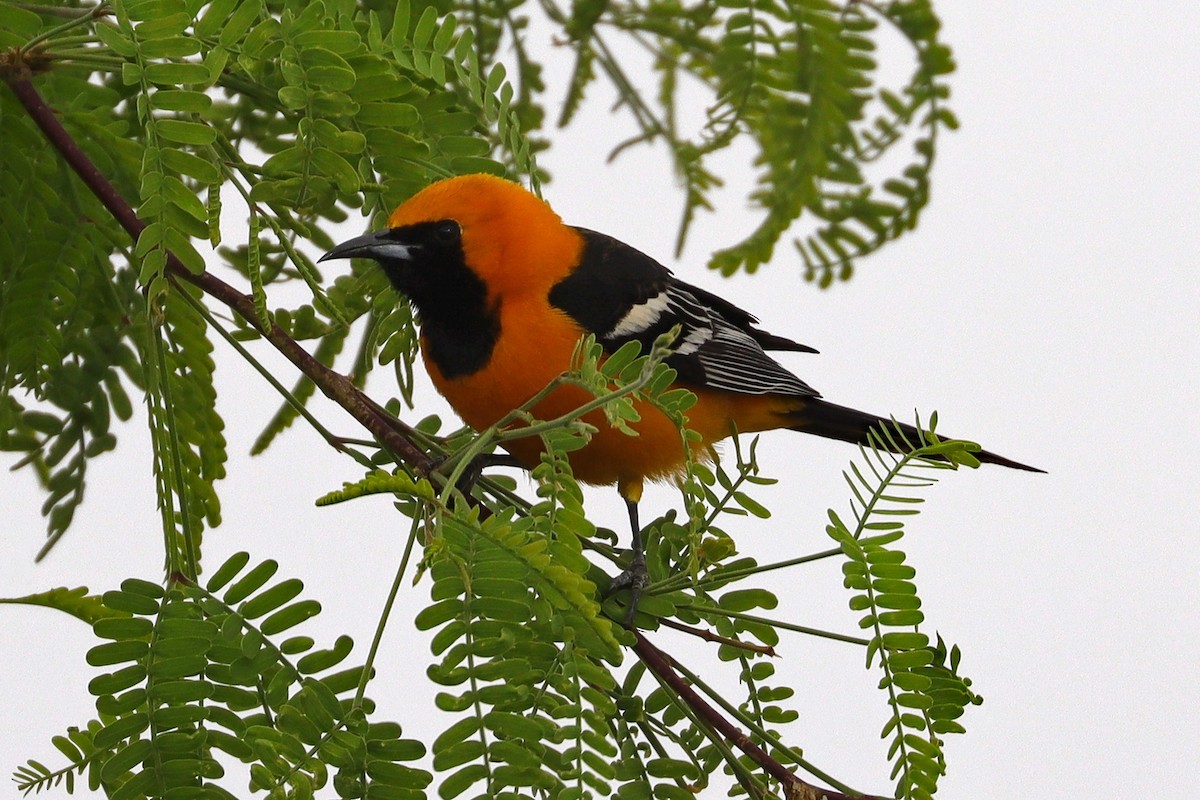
657;616;777;656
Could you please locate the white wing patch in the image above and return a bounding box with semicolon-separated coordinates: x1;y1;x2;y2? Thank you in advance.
592;275;817;398
675;325;713;356
604;291;671;338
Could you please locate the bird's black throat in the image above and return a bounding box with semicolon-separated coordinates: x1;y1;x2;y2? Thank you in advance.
375;222;500;380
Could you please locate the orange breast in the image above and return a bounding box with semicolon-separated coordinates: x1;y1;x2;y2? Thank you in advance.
424;295;799;488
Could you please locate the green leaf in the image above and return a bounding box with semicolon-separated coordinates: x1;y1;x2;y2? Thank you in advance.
155;119;217;145
280;636;315;655
432;717;479;753
93;713;150;749
0;587;128;624
218;0;261;46
87;640;149;667
51;735;82;762
365;761;431;786
298;29;361;51
144;62;211;86
356;102;421;127
101;738;152;782
310;148;361;193
415;598;463;630
645;758;698;780
93;617;154;640
895;692;933;710
732;490;771;518
97;688;147;717
259;599;321;635
877;609;925;626
153;678;215;704
148;654;207;679
0;3;42;37
483;711;545;740
296;634;354;674
438;764;486;800
194;0;237;37
133;11;190;38
892;672;933;692
368;738;427;761
89;664;148;696
887;649;935;670
159;148;220;183
223;559;279;603
207;552;250;592
240;578;305;619
120;579;164;598
718;588;777;612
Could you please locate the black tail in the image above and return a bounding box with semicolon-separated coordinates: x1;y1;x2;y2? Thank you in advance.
789;399;1045;473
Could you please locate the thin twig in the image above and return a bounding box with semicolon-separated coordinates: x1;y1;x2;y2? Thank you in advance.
675;604;871;647
656;617;777;657
9;2;104;19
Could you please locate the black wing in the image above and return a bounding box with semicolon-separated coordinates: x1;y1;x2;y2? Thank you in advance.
547;228;819;398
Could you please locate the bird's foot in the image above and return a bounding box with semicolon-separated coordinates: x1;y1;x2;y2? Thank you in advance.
605;551;648;629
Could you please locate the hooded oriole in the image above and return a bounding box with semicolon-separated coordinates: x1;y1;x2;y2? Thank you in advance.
322;174;1040;617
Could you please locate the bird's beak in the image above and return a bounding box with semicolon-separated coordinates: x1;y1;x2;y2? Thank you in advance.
319;231;419;263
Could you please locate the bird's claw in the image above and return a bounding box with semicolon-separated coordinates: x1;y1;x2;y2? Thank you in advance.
605;551;649;629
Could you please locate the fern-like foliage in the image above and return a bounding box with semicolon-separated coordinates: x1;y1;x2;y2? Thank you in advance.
825;422;983;800
540;0;956;283
13;553;429;800
392;0;544;188
0;77;145;557
419;507;621;797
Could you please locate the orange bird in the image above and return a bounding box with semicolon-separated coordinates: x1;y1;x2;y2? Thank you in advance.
322;174;1040;614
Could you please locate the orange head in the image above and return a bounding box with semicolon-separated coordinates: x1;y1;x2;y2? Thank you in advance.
320;174;586;378
347;173;584;303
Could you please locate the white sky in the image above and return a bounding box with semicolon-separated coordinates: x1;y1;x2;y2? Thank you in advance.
3;3;1198;798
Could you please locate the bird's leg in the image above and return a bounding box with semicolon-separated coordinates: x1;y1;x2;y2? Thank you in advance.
605;496;649;628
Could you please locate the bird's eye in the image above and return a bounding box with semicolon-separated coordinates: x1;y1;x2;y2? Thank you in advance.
434;221;460;244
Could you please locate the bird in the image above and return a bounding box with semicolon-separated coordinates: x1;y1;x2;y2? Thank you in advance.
321;173;1041;623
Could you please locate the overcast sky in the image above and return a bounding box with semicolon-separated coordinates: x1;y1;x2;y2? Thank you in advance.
2;3;1197;798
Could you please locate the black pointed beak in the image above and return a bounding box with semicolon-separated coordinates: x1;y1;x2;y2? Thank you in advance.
319;230;419;263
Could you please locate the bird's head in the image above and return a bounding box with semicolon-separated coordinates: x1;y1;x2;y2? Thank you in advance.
320;174;582;311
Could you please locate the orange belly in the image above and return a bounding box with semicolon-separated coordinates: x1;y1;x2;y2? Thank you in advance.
423;297;797;488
